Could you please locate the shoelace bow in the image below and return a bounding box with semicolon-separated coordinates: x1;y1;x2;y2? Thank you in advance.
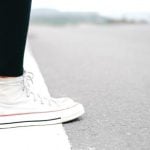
23;71;58;106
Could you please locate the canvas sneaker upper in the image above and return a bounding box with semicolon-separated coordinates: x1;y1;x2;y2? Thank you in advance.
0;71;84;129
0;72;79;115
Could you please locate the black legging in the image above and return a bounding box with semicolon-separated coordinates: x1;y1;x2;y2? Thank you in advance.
0;0;32;77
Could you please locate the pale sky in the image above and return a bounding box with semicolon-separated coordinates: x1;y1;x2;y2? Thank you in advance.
32;0;150;16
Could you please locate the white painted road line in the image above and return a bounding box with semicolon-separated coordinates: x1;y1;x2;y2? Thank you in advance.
0;43;71;150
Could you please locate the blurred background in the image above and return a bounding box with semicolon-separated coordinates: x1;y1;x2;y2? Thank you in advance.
28;1;150;150
30;0;150;24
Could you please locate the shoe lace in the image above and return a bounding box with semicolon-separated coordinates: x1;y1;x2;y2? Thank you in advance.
23;71;34;97
23;71;58;106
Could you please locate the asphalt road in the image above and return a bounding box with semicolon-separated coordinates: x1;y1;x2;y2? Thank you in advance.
29;24;150;150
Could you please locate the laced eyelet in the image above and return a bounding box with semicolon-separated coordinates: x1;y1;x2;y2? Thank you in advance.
22;71;48;105
22;71;60;106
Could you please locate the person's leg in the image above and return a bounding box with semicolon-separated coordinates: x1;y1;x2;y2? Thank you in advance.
0;0;84;129
0;0;32;77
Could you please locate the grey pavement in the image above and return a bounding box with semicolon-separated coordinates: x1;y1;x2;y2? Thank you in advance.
29;24;150;150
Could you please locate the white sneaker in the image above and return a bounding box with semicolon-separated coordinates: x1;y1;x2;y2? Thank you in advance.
0;72;85;129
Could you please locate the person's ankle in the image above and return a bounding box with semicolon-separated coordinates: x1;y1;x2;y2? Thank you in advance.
0;76;18;78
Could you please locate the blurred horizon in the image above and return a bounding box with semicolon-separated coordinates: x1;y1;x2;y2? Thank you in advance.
30;8;150;25
32;0;150;20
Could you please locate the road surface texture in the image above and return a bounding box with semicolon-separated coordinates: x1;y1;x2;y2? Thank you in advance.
28;24;150;150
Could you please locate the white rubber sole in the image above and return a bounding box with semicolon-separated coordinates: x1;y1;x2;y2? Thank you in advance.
0;103;85;129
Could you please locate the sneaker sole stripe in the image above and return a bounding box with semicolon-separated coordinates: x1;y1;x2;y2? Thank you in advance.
0;117;61;125
0;104;78;117
0;103;84;128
